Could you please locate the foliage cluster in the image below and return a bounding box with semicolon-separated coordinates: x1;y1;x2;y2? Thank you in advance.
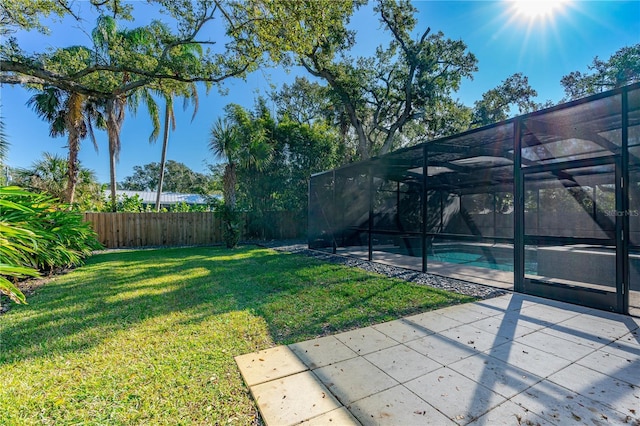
119;160;216;194
104;193;217;213
0;186;102;306
561;44;640;100
10;153;104;211
209;101;341;246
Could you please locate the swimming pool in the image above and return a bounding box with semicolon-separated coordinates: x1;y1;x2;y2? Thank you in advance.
426;244;537;274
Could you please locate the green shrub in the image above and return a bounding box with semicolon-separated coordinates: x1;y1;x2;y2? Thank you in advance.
0;186;102;306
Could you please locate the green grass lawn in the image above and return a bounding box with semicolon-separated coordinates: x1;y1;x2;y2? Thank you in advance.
0;246;475;425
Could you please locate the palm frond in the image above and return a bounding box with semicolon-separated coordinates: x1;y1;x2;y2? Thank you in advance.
0;114;9;162
209;118;239;162
27;87;63;123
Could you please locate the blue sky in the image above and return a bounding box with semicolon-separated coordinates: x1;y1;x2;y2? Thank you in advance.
2;0;639;184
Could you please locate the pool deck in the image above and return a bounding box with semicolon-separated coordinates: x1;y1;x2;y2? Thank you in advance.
339;248;515;289
236;293;640;425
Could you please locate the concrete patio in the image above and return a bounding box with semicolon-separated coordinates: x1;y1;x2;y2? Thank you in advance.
235;293;640;425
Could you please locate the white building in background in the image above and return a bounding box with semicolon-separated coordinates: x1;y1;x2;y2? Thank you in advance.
105;190;219;209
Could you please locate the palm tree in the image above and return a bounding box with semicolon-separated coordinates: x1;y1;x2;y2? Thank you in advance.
13;152;102;209
209;117;240;210
154;81;199;211
92;16;200;211
92;15;153;210
26;88;102;205
209;107;273;248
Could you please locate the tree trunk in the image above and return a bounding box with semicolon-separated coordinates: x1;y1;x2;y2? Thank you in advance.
65;132;79;206
109;144;117;211
155;102;171;212
105;97;124;211
64;92;84;206
222;163;236;209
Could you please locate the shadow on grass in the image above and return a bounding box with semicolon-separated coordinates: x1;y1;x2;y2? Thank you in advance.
0;246;473;365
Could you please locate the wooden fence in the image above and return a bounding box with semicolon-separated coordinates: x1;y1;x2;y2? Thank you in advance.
83;211;306;249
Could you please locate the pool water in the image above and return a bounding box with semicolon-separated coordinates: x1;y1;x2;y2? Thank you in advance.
428;250;537;274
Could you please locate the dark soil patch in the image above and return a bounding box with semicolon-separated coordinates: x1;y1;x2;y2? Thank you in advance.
0;268;73;315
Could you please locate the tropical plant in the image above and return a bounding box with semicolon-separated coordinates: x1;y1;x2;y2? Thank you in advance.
2;1;360;215
0;186;102;308
0;114;8;186
12;152;103;211
113;193;146;212
0;188;38;305
231;101;342;214
209;118;241;248
26;87;103;205
209;106;273;248
151;59;200;211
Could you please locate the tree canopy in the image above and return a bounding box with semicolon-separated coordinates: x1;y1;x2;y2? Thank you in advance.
471;73;541;127
560;44;640;100
120;160;215;195
292;0;478;159
4;0;640;215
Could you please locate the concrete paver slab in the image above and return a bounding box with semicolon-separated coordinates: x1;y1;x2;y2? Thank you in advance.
348;385;455;426
448;352;543;399
468;316;538;340
484;340;573;378
539;324;612;350
460;301;509;318
436;304;497;324
471;294;519;311
519;303;583;324
516;329;596;362
372;318;435;343
403;310;465;333
511;379;635;425
559;313;639;341
601;333;640;359
500;309;554;330
467;400;551;425
405;366;507;424
363;344;441;383
334;327;398;355
440;323;512;352
547;363;640;413
250;371;341;426
313;356;398;405
235;346;308;386
577;349;640;385
289;335;358;369
405;333;480;365
299;407;359;425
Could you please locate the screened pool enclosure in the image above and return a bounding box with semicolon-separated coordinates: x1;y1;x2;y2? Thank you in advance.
309;83;640;316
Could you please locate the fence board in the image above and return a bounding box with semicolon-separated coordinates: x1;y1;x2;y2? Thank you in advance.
83;211;305;249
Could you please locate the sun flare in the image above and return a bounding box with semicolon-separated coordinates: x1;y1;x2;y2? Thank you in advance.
508;0;570;20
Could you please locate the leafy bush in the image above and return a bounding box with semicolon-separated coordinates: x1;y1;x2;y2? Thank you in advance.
219;203;241;248
103;194;218;212
0;186;102;306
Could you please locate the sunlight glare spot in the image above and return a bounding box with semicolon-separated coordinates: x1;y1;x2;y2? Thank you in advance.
508;0;569;20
